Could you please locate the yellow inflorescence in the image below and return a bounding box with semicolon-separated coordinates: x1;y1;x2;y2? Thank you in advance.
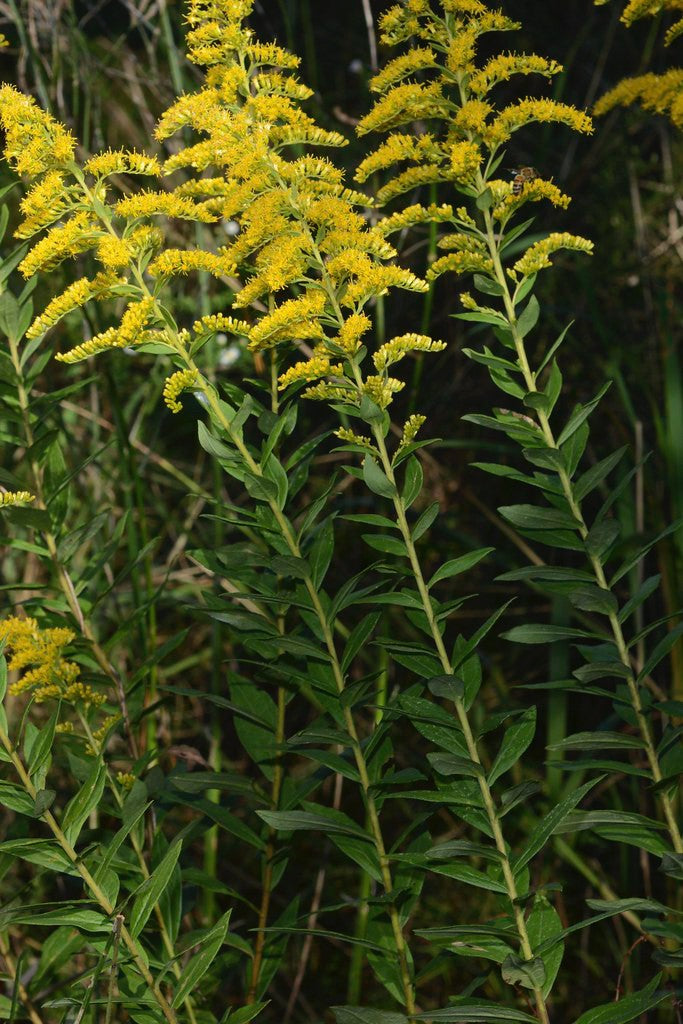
370;47;439;94
493;179;572;220
0;616;104;706
398;413;427;452
18;212;97;279
335;313;372;355
247;291;327;351
26;272;122;339
449;141;483;182
0;84;75;176
362;374;405;409
85;149;161;178
357;81;448;136
377;203;455;237
148;248;236;279
0;490;35;507
335;427;375;451
512;233;594;278
97;235;134;270
469;53;562;95
427;251;494;280
278;355;344;391
485;98;593;146
163;369;199;413
115;191;221;223
594;68;683;127
192;313;251;337
373;334;446;371
15;170;71;239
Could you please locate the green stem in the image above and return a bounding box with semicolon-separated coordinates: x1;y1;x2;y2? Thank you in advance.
369;426;550;1024
0;725;177;1024
482;208;683;856
78;716;198;1024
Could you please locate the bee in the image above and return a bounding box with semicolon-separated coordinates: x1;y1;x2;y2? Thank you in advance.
511;166;539;196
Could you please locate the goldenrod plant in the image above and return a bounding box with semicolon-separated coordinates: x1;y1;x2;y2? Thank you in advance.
0;1;680;1022
594;0;683;126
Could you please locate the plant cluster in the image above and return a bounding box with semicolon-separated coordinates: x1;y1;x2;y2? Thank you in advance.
0;1;680;1023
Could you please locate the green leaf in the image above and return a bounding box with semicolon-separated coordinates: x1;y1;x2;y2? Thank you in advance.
501;624;592;645
501;953;545;990
513;777;600;873
402;456;423;510
568;585;618;616
61;760;106;846
333;1008;406;1024
130;840;183;938
526;895;564;998
488;707;536;786
548;731;644;751
574;447;628;502
428;674;464;702
362;533;408;556
498;504;577;531
172;911;231;1007
363;456;396;499
557;382;611;447
515;295;539;338
257;809;364;837
342;612;381;673
0;839;72;873
427;752;483;779
572;974;666;1024
414;1004;538;1022
308;518;335;588
413;501;440;541
428;548;493;587
26;708;59;778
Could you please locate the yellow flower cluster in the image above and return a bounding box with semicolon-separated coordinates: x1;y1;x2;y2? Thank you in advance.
427;251;494;280
84;149;161;178
355;133;443;184
450;140;482;182
192;313;251;337
373;334;446;371
115;191;220;223
398;413;427;452
493;178;571;221
15;170;71;239
163;369;199;413
335;427;375;451
18;212;97;279
377;202;455;237
56;298;156;364
26;272;122;339
594;69;683;128
335;312;372;354
0;616;104;706
0;490;35;507
370;47;438;94
362;374;405;409
486;98;593;147
357;81;448;136
148;248;237;279
469;54;562;95
511;233;594;277
97;235;134;270
0;84;75;176
377;164;448;204
278;355;344;391
247;292;327;351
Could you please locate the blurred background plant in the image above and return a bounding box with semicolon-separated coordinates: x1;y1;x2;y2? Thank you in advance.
0;0;680;1020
